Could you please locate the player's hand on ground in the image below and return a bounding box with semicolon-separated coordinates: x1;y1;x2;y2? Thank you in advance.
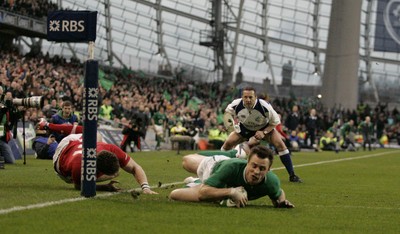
275;199;295;208
142;188;158;194
106;180;121;192
230;186;248;208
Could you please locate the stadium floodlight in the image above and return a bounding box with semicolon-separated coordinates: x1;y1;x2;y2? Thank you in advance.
312;67;320;76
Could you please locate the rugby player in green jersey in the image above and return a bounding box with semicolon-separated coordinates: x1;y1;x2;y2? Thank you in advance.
169;145;294;208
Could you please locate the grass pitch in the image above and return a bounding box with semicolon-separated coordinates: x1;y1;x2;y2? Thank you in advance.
1;149;399;234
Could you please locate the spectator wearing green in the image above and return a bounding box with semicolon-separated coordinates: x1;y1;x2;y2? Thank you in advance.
358;116;374;151
339;119;356;150
152;106;168;150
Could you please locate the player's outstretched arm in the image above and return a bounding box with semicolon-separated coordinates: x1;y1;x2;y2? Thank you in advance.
123;158;158;194
47;123;83;134
199;185;248;208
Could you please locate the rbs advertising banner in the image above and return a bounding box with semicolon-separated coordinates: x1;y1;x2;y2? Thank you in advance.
47;11;97;42
374;0;400;52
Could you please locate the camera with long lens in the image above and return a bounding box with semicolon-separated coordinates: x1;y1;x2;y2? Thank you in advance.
1;96;44;109
0;95;44;168
12;96;44;108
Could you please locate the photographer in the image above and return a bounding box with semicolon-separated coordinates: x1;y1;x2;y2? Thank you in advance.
32;124;58;159
0;90;19;164
120;118;142;152
134;104;150;139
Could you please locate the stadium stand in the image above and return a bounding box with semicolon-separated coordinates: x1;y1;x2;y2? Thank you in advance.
0;1;399;156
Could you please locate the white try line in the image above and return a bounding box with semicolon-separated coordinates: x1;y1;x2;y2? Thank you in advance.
0;182;183;215
0;150;398;215
271;150;398;171
303;204;400;211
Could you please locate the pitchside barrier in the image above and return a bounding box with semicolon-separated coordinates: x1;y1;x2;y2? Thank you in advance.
11;117;400;158
13;121;400;157
13;122;152;157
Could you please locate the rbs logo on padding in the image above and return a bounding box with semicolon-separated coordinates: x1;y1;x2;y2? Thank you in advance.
47;11;97;42
49;20;85;32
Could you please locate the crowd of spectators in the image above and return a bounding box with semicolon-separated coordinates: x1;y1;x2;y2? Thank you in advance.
1;47;400;153
1;0;58;19
271;96;400;150
0;0;399;152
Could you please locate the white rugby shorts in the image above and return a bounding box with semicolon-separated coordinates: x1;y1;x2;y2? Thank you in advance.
196;155;230;182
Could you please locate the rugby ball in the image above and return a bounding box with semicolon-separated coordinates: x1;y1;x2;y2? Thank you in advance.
223;113;235;133
220;189;247;207
220;198;237;207
234;144;247;159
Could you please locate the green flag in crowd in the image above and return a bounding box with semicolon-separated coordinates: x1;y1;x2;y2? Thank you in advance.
137;70;146;78
183;90;190;100
98;69;115;91
187;97;203;111
122;66;134;78
163;90;171;101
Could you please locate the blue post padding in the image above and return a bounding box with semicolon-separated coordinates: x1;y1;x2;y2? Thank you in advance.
81;60;99;197
47;11;97;42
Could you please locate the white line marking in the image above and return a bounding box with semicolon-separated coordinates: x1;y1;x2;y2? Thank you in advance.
272;150;398;171
0;182;183;215
0;150;398;215
303;204;400;211
0;197;86;215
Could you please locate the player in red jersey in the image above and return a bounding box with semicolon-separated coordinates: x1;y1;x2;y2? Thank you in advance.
53;134;157;193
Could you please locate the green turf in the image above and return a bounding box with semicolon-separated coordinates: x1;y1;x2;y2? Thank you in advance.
1;149;399;233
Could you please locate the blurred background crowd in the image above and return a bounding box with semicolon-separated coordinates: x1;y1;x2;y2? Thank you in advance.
1;47;399;152
1;0;400;161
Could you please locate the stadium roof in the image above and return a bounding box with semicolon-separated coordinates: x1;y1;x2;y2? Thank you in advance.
34;0;400;102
